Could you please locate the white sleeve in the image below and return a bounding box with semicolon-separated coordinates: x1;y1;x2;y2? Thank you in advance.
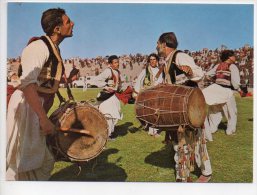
206;64;218;77
176;53;204;81
93;68;112;83
230;64;240;90
19;40;49;89
134;69;146;93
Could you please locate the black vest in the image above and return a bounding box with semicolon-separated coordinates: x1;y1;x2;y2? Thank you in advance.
163;50;198;88
163;50;184;84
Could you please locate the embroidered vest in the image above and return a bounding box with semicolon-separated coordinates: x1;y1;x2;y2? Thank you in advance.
28;35;64;94
215;62;232;88
106;68;121;91
143;65;154;89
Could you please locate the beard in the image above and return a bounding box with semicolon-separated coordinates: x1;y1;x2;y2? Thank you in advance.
156;46;166;58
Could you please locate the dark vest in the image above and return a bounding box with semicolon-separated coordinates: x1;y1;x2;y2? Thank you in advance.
33;36;64;90
167;50;184;84
105;68;121;90
143;65;152;87
163;50;198;88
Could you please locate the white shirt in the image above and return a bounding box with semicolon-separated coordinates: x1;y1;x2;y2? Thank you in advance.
134;66;163;93
93;67;119;82
165;51;204;84
205;63;240;90
19;40;50;89
7;38;53;173
92;67;122;91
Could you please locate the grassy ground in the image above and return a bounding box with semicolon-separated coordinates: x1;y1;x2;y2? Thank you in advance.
48;88;253;182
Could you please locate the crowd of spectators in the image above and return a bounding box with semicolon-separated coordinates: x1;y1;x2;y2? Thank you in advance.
187;45;253;88
60;54;148;85
7;45;254;89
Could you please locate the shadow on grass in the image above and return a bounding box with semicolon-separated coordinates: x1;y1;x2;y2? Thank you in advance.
218;121;227;132
144;144;204;179
144;144;175;169
113;122;140;138
50;148;127;181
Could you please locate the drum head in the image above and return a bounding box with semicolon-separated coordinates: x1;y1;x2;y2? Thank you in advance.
55;103;108;161
187;88;206;128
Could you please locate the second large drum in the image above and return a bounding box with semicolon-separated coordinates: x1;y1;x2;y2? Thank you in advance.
135;84;206;129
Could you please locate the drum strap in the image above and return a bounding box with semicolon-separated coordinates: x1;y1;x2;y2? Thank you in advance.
56;90;66;104
36;36;74;103
143;65;154;88
62;73;75;101
155;64;164;80
36;35;64;94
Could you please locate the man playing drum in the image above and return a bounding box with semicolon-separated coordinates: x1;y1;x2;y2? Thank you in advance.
156;32;212;182
6;8;74;180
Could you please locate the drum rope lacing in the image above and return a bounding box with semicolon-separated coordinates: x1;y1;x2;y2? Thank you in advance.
135;86;196;129
136;100;189;128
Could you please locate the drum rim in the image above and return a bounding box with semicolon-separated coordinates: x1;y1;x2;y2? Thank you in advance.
49;101;108;162
187;88;206;128
134;84;205;129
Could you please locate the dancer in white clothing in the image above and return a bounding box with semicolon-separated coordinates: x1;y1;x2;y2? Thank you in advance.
133;53;163;136
203;50;240;141
91;55;124;139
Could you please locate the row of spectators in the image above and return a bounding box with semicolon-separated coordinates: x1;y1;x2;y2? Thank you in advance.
7;45;254;88
189;46;253;88
62;53;148;71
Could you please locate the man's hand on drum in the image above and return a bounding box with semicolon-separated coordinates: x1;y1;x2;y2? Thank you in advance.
178;65;193;76
39;116;55;135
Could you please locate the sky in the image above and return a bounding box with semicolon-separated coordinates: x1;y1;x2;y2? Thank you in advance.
7;2;254;59
1;2;257;195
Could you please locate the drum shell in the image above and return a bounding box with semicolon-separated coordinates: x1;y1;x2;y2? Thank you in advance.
48;101;108;162
135;84;206;129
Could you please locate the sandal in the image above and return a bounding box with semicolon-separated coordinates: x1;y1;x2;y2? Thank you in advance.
195;175;212;183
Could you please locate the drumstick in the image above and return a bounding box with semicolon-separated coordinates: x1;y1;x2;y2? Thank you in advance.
58;127;92;136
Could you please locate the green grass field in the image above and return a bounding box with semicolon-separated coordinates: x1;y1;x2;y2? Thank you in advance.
48;88;253;182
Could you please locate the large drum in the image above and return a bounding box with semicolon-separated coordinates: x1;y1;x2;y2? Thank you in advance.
135;84;206;130
47;101;108;162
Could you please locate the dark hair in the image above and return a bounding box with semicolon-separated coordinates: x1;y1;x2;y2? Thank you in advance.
108;55;119;64
18;64;22;77
220;50;235;62
147;53;159;63
41;8;66;36
158;32;178;49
